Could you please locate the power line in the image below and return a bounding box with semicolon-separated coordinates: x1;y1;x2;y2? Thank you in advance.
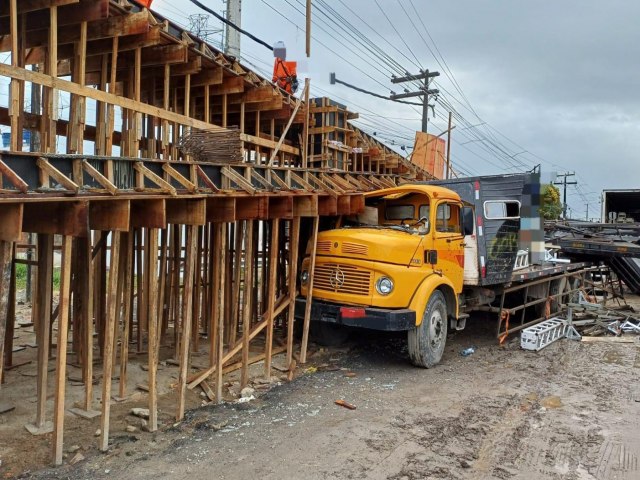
187;0;274;51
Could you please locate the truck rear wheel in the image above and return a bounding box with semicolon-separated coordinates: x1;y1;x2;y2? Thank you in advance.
408;290;448;368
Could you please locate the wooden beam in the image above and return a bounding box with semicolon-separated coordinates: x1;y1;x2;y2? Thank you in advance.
133;162;177;195
0;0;79;16
99;231;121;451
206;197;236;223
89;200;130;231
130;199;166;229
0;203;23;241
162;163;197;193
0;63;229;133
176;225;197;420
300;216;319;363
286;216;301;366
268;82;307;166
221;166;256;194
165;198;206;225
52;235;72;465
36;157;79;192
264;220;279;377
22;201;88;236
82;159;118;194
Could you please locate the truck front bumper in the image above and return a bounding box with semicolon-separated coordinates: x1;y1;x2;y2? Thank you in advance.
294;297;416;332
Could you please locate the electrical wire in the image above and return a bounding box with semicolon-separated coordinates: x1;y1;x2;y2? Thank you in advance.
187;0;274;51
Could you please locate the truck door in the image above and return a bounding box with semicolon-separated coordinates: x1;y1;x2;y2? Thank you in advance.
431;201;465;292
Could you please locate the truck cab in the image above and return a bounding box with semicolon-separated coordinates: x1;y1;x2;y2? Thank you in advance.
296;184;473;367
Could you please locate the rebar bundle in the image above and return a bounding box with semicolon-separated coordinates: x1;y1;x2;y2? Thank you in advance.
179;127;244;163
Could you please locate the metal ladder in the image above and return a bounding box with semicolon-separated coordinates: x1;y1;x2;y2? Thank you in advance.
520;317;570;351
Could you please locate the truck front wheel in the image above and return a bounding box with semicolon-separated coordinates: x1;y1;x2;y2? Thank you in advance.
408;290;448;368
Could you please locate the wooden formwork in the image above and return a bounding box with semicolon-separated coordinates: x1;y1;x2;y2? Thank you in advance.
0;0;431;467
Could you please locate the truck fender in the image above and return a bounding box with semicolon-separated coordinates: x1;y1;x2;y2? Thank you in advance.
408;274;459;326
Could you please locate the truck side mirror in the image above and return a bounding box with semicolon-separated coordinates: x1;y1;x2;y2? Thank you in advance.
462;206;474;236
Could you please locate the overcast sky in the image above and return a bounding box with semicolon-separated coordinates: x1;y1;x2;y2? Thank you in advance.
153;0;640;219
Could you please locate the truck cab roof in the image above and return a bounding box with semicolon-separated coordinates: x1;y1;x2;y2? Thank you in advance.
364;184;461;203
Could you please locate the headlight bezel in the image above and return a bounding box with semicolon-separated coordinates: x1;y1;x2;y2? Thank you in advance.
375;276;394;295
300;270;309;285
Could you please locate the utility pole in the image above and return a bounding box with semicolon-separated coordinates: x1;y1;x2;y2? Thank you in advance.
390;70;439;133
224;0;242;57
553;172;577;219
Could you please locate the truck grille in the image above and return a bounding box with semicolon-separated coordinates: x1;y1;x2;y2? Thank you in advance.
316;240;332;253
314;263;371;295
341;242;368;255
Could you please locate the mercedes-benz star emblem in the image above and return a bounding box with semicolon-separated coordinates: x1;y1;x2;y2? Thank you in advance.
329;267;345;289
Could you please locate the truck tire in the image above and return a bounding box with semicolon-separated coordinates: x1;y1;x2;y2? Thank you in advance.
408;290;448;368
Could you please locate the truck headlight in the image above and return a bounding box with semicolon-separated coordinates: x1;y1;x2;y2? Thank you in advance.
301;271;309;285
375;276;394;295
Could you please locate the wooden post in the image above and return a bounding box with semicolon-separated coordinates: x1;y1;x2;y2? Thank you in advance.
0;241;12;398
216;223;226;402
99;232;121;451
230;221;243;346
8;0;20;152
302;78;311;170
300;217;319;363
52;236;72;465
118;232;134;399
240;220;254;387
286;216;301;366
264;220;280;377
306;0;312;57
147;228;159;431
209;224;221;369
26;234;54;435
176;225;197;421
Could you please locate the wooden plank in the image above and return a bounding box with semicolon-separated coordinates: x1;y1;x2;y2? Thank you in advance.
165;198;206;226
235;196;267;220
162;163;197;193
36;157;79;192
0;203;23;241
240;220;254;387
0;159;28;193
0;0;79;16
130;199;166;229
317;196;338;216
264;220;280;377
268;82;307;165
0;241;12;400
206;197;236;223
52;235;72;465
29;234;53;433
268;196;293;220
89;200;130;231
117;232;132;399
176;225;198;420
133;162;177;195
221;166;256;194
22;201;88;237
99;231;120;451
215;223;226;402
147;228;159;431
82;160;117;195
300;216;319;363
293;195;318;217
0;63;228;133
286;216;301;366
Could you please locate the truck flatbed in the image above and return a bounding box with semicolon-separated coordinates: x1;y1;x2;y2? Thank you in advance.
510;261;591;283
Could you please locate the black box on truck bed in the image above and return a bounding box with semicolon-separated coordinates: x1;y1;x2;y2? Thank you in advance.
422;174;539;286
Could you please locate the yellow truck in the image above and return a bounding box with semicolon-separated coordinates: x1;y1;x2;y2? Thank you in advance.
296;175;592;367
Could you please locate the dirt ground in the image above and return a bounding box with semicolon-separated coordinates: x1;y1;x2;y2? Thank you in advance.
2;297;640;480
